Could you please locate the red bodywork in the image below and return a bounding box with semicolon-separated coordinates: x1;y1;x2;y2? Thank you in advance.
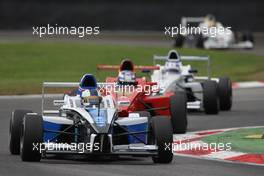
97;59;174;118
107;77;175;118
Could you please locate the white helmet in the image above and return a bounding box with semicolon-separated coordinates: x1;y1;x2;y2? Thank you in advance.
81;90;101;107
81;90;91;106
118;70;136;85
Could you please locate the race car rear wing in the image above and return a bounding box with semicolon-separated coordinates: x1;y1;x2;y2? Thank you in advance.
153;55;211;78
153;55;209;62
97;64;160;71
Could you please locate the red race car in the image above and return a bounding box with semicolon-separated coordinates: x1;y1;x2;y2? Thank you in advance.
97;59;187;134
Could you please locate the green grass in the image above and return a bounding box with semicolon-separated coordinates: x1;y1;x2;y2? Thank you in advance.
0;40;264;94
202;128;264;154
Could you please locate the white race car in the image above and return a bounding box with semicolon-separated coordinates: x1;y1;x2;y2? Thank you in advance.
174;15;254;49
9;74;173;163
151;50;232;114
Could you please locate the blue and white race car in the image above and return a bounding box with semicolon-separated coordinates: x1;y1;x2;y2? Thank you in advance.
9;74;173;163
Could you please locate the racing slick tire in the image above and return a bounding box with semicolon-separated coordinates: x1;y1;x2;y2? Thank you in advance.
20;114;43;162
151;116;173;164
242;32;254;43
9;109;32;155
218;77;232;111
202;80;219;114
174;34;185;47
169;92;187;134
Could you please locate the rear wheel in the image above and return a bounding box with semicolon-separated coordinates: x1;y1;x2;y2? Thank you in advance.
169;92;187;134
218;77;232;111
151;116;173;164
242;32;254;43
20;114;43;162
202;80;219;114
9;109;32;155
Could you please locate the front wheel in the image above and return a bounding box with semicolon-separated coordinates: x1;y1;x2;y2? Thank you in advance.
9;109;32;155
151;116;173;164
20;114;43;162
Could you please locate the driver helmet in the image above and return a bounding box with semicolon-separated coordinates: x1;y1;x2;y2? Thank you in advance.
204;14;216;27
117;70;136;85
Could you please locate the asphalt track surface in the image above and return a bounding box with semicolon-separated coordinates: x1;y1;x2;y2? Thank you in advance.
0;88;264;176
1;31;264;56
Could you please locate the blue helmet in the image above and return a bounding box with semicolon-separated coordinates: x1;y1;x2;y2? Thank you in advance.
77;74;98;96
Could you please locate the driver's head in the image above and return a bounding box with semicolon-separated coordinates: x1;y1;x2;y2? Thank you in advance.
117;70;136;85
204;14;216;27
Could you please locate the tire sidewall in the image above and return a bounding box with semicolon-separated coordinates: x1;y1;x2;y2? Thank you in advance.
202;80;219;114
9;110;32;155
151;116;173;163
169;92;187;134
218;77;232;111
20;114;43;162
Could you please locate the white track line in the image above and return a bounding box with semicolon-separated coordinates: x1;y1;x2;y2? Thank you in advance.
173;152;264;167
233;81;264;89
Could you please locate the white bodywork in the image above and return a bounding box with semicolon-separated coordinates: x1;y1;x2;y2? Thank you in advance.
151;50;218;110
181;17;254;49
41;82;154;154
44;94;116;133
